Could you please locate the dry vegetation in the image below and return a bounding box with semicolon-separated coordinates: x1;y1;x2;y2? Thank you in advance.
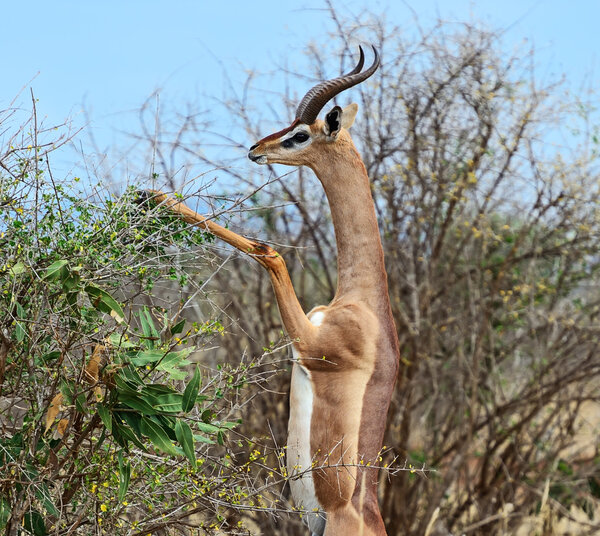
2;4;600;535
165;7;600;535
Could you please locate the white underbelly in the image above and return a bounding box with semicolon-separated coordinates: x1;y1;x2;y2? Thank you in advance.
287;308;326;533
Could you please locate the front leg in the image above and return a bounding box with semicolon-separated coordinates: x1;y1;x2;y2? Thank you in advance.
143;190;316;344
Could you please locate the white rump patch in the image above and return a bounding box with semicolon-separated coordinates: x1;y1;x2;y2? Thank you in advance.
308;310;325;327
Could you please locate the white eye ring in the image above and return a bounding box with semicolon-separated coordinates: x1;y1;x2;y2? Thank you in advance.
281;129;311;149
292;132;310;143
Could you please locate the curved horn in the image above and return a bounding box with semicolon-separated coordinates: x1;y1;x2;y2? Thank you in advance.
343;44;365;77
295;45;379;125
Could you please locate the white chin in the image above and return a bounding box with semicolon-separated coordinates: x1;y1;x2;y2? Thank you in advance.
257;155;268;164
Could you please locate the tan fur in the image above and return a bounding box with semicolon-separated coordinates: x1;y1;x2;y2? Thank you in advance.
249;112;399;535
156;102;399;535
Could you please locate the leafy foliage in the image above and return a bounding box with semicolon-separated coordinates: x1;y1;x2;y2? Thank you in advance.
3;5;600;535
0;106;283;535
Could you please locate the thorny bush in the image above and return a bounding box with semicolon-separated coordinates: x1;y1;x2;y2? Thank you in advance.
0;102;291;535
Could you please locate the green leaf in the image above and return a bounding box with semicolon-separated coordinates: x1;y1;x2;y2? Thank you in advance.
41;350;61;363
128;349;165;366
141;417;179;456
120;365;145;386
75;393;87;414
65;291;79;309
117;450;131;503
589;474;600;498
108;332;137;348
151;392;183;413
114;375;140;396
156;414;177;440
218;420;241;430
97;403;112;432
23;510;47;536
119;411;143;440
182;366;201;413
43;259;68;281
557;459;573;476
196;422;220;434
140;308;159;347
175;420;196;467
62;271;81;292
111;418;126;448
35;484;59;517
113;417;146;450
201;409;214;423
8;261;26;276
193;433;215;445
15;302;26;342
118;394;156;415
60;378;74;405
145;384;178;396
84;284;125;323
15;321;25;343
143;349;193;380
159;367;187;381
95;427;108;450
0;496;9;529
156;349;193;371
170;318;186;336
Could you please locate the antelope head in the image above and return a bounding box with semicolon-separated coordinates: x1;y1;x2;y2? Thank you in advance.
247;46;379;168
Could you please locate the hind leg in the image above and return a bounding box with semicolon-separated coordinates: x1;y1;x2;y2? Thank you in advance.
309;514;326;536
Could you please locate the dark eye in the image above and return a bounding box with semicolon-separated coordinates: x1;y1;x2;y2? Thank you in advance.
281;131;310;149
292;132;309;143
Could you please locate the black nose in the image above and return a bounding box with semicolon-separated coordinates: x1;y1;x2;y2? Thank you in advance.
248;151;260;162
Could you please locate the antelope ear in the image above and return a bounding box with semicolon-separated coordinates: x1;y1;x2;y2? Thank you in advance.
324;103;359;138
340;103;358;129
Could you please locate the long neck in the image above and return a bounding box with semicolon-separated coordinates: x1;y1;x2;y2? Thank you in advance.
310;136;387;303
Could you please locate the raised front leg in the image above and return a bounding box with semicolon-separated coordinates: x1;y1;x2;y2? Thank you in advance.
144;191;316;344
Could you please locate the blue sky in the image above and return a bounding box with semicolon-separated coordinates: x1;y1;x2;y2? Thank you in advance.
2;0;598;178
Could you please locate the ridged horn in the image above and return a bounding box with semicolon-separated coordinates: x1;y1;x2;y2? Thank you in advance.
295;45;379;125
